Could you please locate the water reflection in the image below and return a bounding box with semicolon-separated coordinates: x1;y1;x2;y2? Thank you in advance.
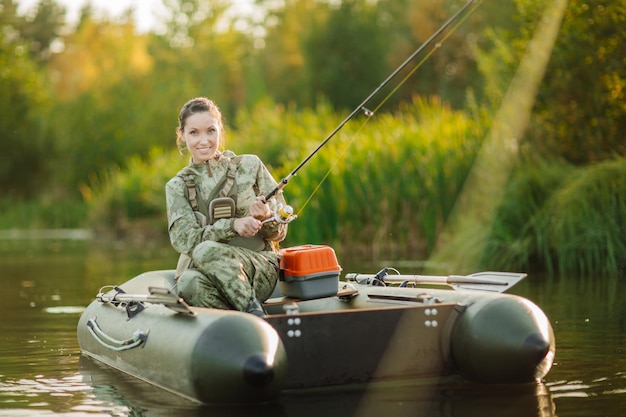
78;355;285;416
77;354;556;417
0;374;92;411
1;239;625;416
548;371;626;398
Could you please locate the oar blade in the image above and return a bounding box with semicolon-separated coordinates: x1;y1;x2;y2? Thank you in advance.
451;271;527;293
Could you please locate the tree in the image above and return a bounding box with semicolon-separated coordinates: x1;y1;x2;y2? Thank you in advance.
0;31;52;197
478;0;626;163
255;0;327;107
16;0;66;63
153;0;255;116
48;13;153;100
46;14;156;193
1;0;66;64
304;0;391;110
534;0;626;163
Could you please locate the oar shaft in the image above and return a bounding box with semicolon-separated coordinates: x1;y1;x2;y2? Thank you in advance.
345;273;507;286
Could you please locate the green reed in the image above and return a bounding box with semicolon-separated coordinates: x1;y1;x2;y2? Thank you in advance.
0;197;88;230
84;97;485;258
79;99;625;277
270;97;486;260
83;148;181;238
483;157;626;277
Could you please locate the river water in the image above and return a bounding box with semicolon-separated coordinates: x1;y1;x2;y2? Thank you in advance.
0;236;624;416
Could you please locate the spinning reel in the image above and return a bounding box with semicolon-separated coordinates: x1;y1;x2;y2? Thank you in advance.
264;203;298;224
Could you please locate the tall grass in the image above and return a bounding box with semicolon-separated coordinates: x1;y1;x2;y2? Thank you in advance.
82;97;484;256
0;197;88;230
280;97;486;260
538;158;626;277
82;148;181;240
483;157;626;277
79;100;626;276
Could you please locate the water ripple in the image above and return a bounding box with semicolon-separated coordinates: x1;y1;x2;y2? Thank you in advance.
0;374;131;416
546;372;626;399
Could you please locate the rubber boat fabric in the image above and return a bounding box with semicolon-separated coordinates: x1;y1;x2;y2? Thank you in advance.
77;245;555;404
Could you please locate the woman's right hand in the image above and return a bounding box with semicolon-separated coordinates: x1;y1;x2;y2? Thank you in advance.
233;217;263;237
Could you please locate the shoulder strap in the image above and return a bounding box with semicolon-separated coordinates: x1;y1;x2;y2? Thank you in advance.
182;174;199;211
220;156;242;198
179;155;243;213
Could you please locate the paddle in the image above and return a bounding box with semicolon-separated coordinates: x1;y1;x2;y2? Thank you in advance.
344;269;527;293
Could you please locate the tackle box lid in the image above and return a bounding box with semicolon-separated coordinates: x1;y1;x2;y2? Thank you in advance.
280;244;342;278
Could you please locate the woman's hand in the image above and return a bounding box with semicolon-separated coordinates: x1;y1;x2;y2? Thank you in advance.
233;216;263;237
248;196;272;221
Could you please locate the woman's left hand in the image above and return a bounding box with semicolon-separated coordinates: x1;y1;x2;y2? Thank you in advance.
249;196;271;221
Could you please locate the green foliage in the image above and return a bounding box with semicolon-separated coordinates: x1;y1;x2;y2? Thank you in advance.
536;0;626;163
539;158;626;276
84;99;484;256
484;157;626;277
304;0;391;109
476;0;626;163
483;158;575;272
49;75;174;193
4;0;626;277
0;0;66;64
1;0;512;200
231;98;341;170
238;98;485;258
256;0;327;107
0;197;87;229
85;148;181;234
0;31;52;198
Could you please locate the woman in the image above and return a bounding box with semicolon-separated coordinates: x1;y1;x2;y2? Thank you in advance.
166;97;288;316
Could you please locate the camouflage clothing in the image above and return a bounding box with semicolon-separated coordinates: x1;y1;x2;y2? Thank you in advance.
166;150;288;311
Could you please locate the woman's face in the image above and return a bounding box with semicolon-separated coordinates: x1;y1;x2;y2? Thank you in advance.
182;111;220;164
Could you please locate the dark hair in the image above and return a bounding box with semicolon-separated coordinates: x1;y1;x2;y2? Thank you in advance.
176;97;224;154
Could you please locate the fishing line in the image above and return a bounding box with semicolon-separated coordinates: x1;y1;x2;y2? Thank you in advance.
294;0;483;216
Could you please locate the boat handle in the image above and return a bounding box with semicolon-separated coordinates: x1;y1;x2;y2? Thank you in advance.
86;318;149;351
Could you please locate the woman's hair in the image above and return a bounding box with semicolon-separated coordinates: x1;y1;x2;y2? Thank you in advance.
176;97;224;154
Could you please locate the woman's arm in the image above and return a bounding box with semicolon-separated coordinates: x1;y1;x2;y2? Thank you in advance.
166;177;237;256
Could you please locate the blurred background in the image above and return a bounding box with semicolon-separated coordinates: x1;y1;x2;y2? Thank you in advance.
1;0;625;277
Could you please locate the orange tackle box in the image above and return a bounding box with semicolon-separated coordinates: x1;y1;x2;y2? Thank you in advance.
279;244;342;299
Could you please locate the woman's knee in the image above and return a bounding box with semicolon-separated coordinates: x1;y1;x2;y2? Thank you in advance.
192;240;231;264
176;269;230;309
176;269;208;298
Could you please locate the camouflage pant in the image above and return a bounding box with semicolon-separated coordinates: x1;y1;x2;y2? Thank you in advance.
176;241;280;311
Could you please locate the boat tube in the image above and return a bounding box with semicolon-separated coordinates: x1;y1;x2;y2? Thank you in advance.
77;271;287;403
77;261;555;403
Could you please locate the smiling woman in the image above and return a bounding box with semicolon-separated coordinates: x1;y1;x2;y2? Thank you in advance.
176;99;223;164
166;97;290;316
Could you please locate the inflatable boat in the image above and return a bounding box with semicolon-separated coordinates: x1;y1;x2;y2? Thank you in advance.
77;245;555;404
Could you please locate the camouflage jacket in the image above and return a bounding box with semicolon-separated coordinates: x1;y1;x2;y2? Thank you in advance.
166;150;288;257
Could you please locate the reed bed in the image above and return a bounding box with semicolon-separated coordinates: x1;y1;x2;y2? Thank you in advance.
80;99;625;277
483;157;626;277
265;97;486;260
0;197;88;230
82;148;180;239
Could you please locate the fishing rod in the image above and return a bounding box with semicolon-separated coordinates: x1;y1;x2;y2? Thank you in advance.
265;0;480;202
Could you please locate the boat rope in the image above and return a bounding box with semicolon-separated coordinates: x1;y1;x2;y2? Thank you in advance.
86;318;149;351
265;0;483;212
